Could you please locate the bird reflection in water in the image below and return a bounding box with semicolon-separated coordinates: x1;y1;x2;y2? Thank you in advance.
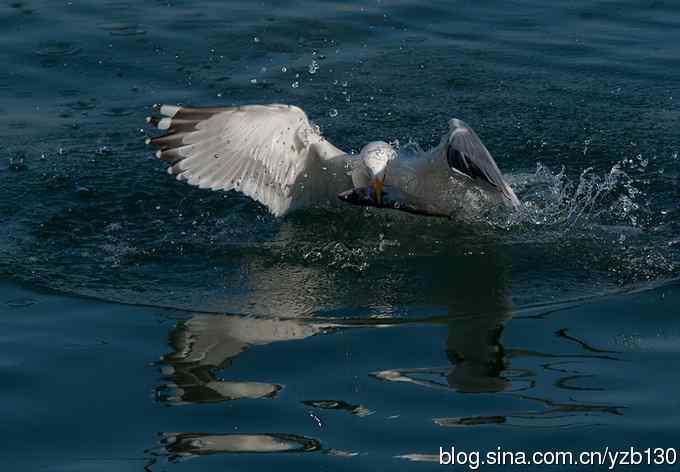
152;234;626;467
367;247;626;427
157;314;337;404
148;313;337;467
159;432;321;458
372;247;517;394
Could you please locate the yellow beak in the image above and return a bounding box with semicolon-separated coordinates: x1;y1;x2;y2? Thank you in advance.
372;177;385;205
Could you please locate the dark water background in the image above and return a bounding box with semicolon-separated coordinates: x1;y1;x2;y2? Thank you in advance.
1;0;679;470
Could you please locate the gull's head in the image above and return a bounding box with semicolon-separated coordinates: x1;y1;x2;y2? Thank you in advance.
360;141;396;205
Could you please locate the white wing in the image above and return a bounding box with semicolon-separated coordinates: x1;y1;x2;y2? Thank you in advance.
441;118;520;208
146;104;349;216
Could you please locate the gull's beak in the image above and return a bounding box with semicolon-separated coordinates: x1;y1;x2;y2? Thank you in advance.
371;176;385;205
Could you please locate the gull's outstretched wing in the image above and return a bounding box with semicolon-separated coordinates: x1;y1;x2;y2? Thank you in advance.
442;118;520;208
146;104;348;216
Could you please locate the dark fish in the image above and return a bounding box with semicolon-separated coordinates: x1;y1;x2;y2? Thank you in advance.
337;186;452;219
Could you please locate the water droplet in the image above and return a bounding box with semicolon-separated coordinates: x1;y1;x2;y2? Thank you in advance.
250;78;257;84
253;36;260;43
281;66;287;73
583;137;591;156
291;81;299;89
328;108;338;117
308;60;319;74
8;156;27;171
96;146;112;156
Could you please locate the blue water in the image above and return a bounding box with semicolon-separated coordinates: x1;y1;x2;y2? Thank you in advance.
1;0;679;470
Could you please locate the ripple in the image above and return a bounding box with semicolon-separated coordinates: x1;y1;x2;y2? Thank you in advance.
433;398;625;429
34;41;81;57
62;99;96;112
99;23;147;37
156;380;282;404
303;399;374;417
5;297;37;308
434;416;507;427
7;121;29;130
102;107;134;117
154;313;326;404
9;1;33;15
58;89;83;98
395;453;439;463
157;432;321;459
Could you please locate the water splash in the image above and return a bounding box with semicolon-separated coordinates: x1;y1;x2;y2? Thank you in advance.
0;133;676;312
487;159;647;232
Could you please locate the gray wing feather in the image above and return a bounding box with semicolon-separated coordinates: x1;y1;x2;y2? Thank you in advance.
444;118;520;208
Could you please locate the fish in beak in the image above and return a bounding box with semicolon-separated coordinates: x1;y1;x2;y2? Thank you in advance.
337;185;452;220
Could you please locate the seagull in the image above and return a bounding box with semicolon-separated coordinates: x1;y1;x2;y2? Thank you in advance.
146;103;520;217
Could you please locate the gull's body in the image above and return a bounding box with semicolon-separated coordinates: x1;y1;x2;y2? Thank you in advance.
146;104;520;217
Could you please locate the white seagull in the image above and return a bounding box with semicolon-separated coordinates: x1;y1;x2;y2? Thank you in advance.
146;103;520;217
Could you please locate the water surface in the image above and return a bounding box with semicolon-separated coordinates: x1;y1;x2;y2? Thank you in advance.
1;0;679;470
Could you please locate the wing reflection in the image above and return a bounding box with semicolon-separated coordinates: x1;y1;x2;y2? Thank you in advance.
158;314;336;404
151;432;321;462
303;399;375;417
434;394;624;429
